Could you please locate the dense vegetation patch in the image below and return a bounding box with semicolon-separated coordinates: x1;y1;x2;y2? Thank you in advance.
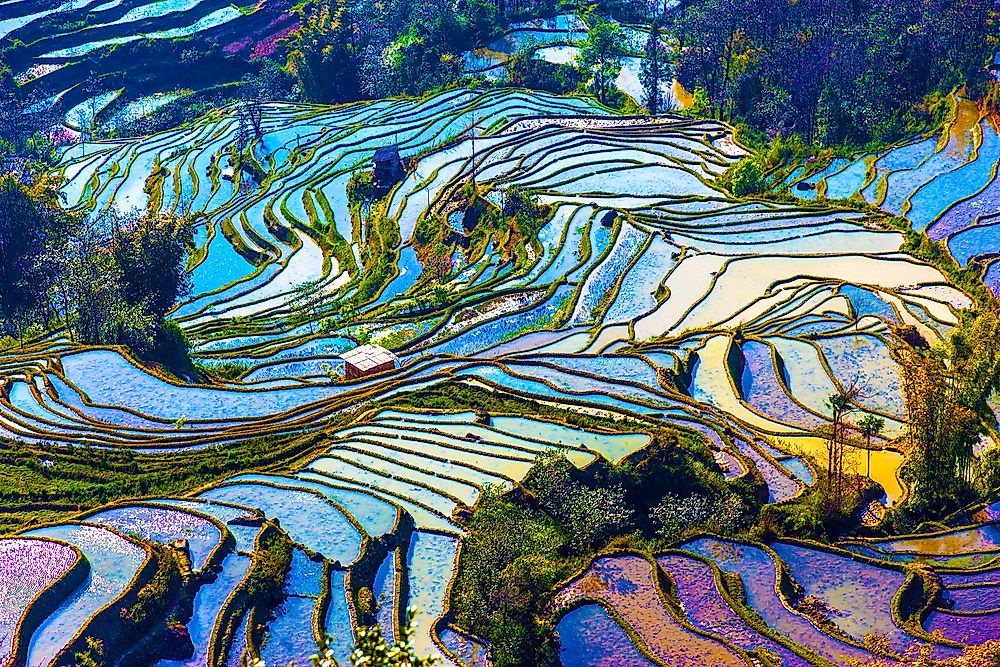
0;176;196;374
671;0;998;146
450;424;761;666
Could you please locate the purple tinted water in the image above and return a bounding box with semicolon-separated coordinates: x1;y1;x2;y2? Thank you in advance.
556;604;654;667
657;553;809;667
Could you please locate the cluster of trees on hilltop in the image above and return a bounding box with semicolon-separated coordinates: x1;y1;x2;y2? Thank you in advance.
670;0;998;146
283;0;651;104
283;0;999;143
285;0;522;103
0;175;194;371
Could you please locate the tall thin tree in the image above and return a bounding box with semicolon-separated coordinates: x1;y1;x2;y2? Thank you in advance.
641;20;664;115
858;414;885;480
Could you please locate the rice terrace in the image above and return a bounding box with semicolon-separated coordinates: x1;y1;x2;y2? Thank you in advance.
2;0;1000;666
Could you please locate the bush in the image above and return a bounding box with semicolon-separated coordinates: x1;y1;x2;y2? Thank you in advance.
449;420;754;667
523;451;633;554
347;171;376;207
650;492;751;542
244;528;293;609
197;360;250;381
147;320;194;377
508;52;584;95
978;448;1000;494
450;485;568;667
716;157;765;197
120;547;182;629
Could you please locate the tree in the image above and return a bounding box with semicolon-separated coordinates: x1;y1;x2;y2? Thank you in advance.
382;0;465;97
815;80;844;147
108;210;193;323
508;46;584;95
716;157;764;196
640;20;668;115
0;66;58;160
447;484;566;667
32;206;194;361
286;0;361;104
523;450;632;553
978;447;1000;494
358;41;393;99
671;0;999;145
576;18;628;105
455;0;500;45
0;175;74;339
900;310;1000;514
650;492;748;541
672;0;745;120
825;392;856;503
858;414;886;479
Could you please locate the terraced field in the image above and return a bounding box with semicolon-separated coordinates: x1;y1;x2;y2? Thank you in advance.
558;531;1000;667
786;98;1000;295
461;13;678;108
0;87;988;665
2;0;295;138
5;3;673;152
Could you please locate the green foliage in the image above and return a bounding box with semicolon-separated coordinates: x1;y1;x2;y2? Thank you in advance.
0;184;196;368
978;447;1000;494
197;360;251;381
689;86;710;117
344;608;439;666
858;415;886;441
245;528;294;608
731;123;769;152
0;175;75;339
650;493;750;542
349;206;401;306
120;546;183;629
0;68;58;161
715;156;765;197
764;472;876;541
640;20;669;115
451;484;569;667
413;212;442;248
347;170;376;207
502;185;550;241
74;637;106;667
286;0;361;104
508;49;584;95
449;415;752;666
673;0;998;146
576;17;629;104
523;451;634;553
895;309;1000;520
454;0;500;45
286;0;512;103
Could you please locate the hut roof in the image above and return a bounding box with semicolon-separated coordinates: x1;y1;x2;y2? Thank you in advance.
373;145;401;164
339;344;398;372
